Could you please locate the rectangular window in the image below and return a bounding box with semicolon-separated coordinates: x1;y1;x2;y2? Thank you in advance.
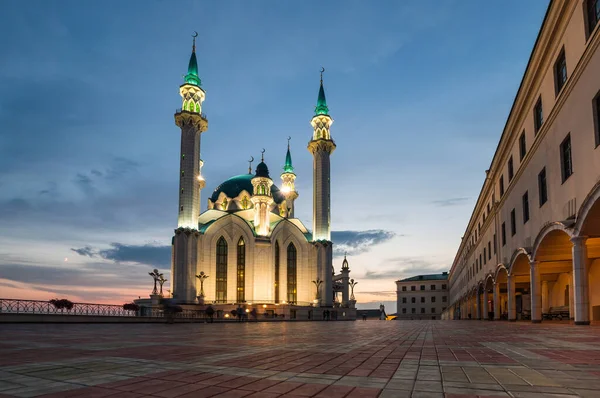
421;297;425;303
538;167;548;206
594;91;600;147
411;286;416;291
522;191;530;224
499;175;505;197
479;254;482;267
588;0;600;36
442;296;447;302
493;234;497;254
431;285;436;290
508;156;514;182
431;308;436;313
560;134;573;182
554;48;567;95
441;284;447;290
534;97;543;134
510;208;516;236
411;297;416;303
402;308;407;314
420;285;425;291
421;308;425;314
431;297;436;303
502;223;506;246
488;241;491;259
402;297;407;303
402;286;407;291
412;308;416;314
519;131;527;160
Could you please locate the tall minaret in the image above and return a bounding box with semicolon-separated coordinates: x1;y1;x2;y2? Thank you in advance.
172;33;208;303
175;32;208;229
280;138;298;218
308;68;335;241
308;68;336;307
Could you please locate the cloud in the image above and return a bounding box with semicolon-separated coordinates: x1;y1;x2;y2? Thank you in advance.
363;256;449;281
71;242;171;268
331;230;396;256
70;246;96;257
431;197;470;207
363;270;403;280
359;291;396;298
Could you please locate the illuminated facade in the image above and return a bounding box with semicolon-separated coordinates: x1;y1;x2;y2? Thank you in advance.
443;0;600;325
168;38;354;315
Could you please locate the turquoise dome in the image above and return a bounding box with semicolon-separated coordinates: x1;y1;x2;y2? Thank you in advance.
210;174;284;204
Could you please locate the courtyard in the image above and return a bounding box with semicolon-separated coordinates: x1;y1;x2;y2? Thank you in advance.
0;321;599;397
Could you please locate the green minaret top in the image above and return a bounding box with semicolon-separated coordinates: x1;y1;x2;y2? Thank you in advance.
314;67;329;116
184;32;201;86
283;137;294;173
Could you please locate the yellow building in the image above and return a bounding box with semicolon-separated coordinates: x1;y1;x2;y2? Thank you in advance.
444;0;600;325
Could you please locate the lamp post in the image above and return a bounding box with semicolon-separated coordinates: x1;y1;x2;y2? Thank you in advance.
158;275;168;296
196;271;209;304
312;278;323;307
149;269;161;295
349;279;357;301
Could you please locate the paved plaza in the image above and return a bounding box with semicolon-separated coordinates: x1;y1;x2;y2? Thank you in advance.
1;321;600;398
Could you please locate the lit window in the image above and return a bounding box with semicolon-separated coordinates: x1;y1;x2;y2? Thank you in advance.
560;134;573;182
216;237;227;303
274;241;280;303
237;238;245;303
287;243;297;304
554;48;567;95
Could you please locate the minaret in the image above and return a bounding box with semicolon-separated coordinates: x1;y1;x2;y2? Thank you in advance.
340;254;350;306
175;32;208;229
172;33;208;303
251;151;275;236
280;138;298;218
308;68;336;307
308;68;335;241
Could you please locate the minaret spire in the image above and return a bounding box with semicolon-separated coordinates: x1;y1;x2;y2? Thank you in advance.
185;32;201;86
315;67;329;116
281;137;298;218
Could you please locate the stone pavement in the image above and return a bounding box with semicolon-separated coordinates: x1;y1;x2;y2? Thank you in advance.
0;321;599;398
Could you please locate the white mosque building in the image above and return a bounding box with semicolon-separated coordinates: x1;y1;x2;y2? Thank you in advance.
161;36;355;318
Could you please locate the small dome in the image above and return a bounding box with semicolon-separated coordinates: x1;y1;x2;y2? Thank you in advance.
210;174;285;205
255;161;270;178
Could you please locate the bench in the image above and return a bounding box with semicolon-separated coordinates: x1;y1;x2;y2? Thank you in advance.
542;306;570;320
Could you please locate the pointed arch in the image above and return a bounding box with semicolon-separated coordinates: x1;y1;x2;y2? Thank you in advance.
195;103;200;113
216;236;228;303
237;237;245;303
274;241;280;303
287;242;297;304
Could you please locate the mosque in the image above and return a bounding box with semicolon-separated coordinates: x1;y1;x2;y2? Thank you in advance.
159;36;356;319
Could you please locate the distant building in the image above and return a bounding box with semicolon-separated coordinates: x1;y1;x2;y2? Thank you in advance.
395;273;448;320
444;0;600;325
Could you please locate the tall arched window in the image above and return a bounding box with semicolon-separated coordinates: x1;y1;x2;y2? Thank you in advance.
237;238;245;303
216;237;227;303
274;241;280;303
287;243;297;304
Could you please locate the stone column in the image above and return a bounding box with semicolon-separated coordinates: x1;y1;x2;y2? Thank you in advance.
541;280;549;314
474;293;480;320
508;274;516;321
571;236;590;325
569;273;575;320
530;261;542;323
481;293;488;320
493;282;500;320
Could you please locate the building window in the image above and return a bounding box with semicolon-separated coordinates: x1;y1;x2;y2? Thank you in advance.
421;308;425;314
216;237;227;303
431;285;436;290
499;175;505;197
587;0;600;36
483;248;487;264
236;238;245;303
522;191;530;224
479;254;482;268
488;242;491;260
538;167;548;206
493;234;497;254
420;285;425;291
508;156;514;182
402;308;407;314
510;208;516;236
502;223;506;246
402;297;407;303
560;134;573;182
442;284;447;290
274;241;280;303
554;48;567;95
180;205;183;212
421;297;425;303
431;297;436;303
411;297;416;303
534;97;543;134
402;286;407;291
411;286;416;291
442;296;447;302
431;308;436;313
594;91;600;147
412;308;416;314
519;131;527;160
287;243;297;304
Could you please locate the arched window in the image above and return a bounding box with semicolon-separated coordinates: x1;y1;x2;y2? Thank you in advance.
222;198;228;210
241;196;249;210
237;238;245;303
195;103;200;113
182;100;187;111
274;241;280;303
216;237;227;303
188;101;195;112
287;243;297;304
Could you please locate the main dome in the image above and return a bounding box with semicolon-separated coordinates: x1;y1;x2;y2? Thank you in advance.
210;174;285;204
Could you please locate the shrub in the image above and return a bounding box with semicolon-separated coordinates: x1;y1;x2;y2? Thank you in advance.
205;306;215;317
123;303;139;312
49;299;74;311
230;309;238;318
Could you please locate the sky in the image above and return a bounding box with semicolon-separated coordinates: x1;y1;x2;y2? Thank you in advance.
0;0;550;312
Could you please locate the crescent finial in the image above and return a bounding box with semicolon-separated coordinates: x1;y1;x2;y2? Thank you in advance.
287;136;291;149
192;31;198;38
192;31;198;52
248;156;254;174
320;67;325;83
261;148;265;162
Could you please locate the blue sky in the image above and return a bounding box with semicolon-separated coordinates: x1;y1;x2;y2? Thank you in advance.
0;1;549;311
